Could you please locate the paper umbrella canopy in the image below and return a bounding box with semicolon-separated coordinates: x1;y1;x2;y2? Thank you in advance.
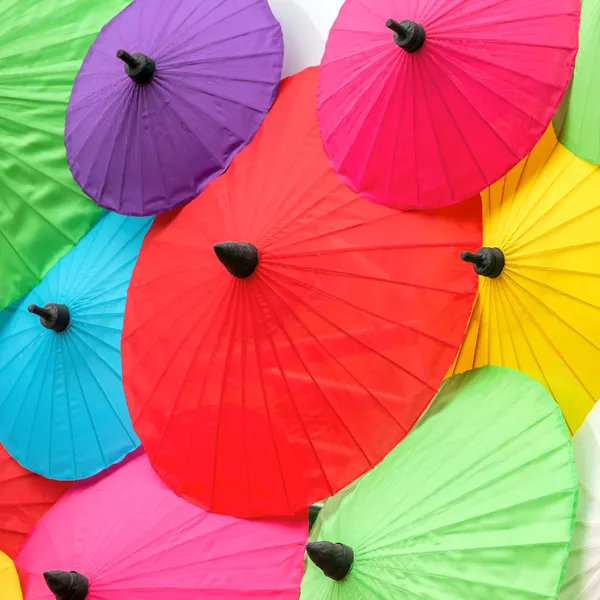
15;453;306;600
559;397;600;599
0;551;21;600
0;0;129;311
0;212;151;480
316;0;579;210
451;125;600;434
301;366;577;600
121;67;482;518
65;0;283;216
0;444;69;559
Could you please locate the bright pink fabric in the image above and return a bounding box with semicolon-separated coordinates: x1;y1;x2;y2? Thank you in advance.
15;454;306;600
317;0;579;210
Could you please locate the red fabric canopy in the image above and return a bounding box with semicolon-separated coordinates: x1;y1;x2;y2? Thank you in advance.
122;67;482;518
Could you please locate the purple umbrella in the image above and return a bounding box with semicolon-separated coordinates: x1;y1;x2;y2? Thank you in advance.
65;0;283;216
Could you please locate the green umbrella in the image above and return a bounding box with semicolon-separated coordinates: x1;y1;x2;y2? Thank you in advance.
553;0;600;163
301;366;578;600
0;0;129;310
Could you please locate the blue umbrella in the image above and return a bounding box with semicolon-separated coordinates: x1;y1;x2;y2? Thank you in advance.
0;212;151;480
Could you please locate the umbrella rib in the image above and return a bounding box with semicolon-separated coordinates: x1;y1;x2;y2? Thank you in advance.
495;277;554;390
0;332;47;409
259;269;434;394
503;272;597;405
154;0;263;59
107;540;303;584
61;341;109;470
361;432;565;554
353;52;403;190
366;445;566;553
171;287;240;479
431;41;565;93
507;174;600;255
21;343;56;465
239;287;251;509
244;286;293;512
257;171;354;249
317;48;399;141
251;282;336;496
132;277;232;452
415;56;460;201
261;267;461;349
122;271;223;345
162;28;280;67
266;261;472;299
209;283;243;509
423;50;518;167
0;169;79;242
265;240;474;260
321;53;401;165
256;276;377;465
508;268;600;340
263;208;415;254
493;281;523;372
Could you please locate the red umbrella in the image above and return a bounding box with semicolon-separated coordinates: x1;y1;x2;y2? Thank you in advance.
0;444;69;558
121;67;482;518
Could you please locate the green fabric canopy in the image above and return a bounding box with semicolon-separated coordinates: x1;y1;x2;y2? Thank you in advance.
554;0;600;163
0;0;129;310
302;366;578;600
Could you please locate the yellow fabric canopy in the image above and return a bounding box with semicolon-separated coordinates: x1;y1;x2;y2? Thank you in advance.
451;127;600;434
0;551;22;600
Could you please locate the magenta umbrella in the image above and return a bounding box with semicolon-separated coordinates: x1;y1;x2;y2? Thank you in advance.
317;0;579;210
15;454;306;600
65;0;283;216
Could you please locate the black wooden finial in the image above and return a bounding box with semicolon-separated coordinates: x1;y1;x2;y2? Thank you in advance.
306;541;354;581
386;19;426;52
44;571;89;600
461;247;505;278
214;241;259;278
28;303;70;332
117;49;156;84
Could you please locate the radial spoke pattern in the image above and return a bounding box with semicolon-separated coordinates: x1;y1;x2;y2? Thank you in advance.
451;126;600;434
317;0;579;209
301;367;577;600
65;0;283;216
15;454;305;600
0;0;131;310
122;67;481;517
0;213;151;480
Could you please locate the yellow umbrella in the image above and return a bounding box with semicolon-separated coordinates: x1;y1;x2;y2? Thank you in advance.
451;126;600;434
0;551;22;600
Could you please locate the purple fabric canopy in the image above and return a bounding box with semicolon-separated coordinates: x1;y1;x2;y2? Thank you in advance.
65;0;283;216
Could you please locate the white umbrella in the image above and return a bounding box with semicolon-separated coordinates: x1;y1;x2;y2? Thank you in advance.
559;402;600;599
268;0;343;77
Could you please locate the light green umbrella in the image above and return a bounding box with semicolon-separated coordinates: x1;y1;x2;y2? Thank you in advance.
0;0;129;310
553;0;600;163
301;366;578;600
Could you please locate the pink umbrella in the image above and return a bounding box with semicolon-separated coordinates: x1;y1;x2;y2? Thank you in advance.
15;454;306;600
317;0;579;210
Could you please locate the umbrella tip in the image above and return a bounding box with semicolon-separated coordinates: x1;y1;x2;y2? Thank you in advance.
306;541;354;581
214;241;259;279
386;19;425;52
27;303;70;332
460;247;505;278
43;571;89;600
116;49;156;84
